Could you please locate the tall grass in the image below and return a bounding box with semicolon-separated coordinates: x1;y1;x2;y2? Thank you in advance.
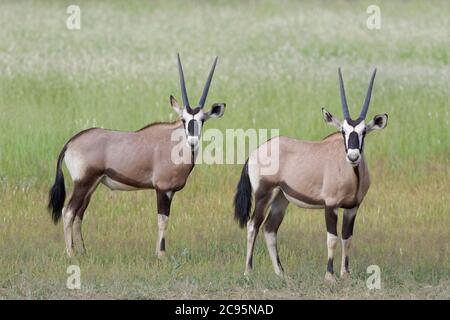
0;0;449;298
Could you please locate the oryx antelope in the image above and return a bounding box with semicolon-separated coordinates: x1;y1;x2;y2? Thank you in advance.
234;68;388;281
48;54;226;258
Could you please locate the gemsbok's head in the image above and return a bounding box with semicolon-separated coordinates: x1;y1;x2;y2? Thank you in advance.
170;54;226;149
322;68;388;166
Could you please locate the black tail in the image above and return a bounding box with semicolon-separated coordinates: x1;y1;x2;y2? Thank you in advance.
234;161;252;228
48;146;67;224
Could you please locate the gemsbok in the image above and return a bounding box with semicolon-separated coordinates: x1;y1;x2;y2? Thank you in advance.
234;68;388;281
48;54;226;258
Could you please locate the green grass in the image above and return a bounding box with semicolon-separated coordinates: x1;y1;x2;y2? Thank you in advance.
0;0;449;299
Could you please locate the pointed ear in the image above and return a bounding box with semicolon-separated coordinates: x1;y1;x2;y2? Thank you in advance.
170;95;182;116
205;103;226;119
366;113;388;133
322;108;342;129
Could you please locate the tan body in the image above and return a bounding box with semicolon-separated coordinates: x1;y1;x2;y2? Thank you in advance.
248;133;370;210
65;121;193;192
55;120;195;258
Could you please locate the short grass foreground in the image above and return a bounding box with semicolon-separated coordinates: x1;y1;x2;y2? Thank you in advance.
0;1;449;299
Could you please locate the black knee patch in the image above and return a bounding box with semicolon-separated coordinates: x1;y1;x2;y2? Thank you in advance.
156;190;172;216
160;238;166;252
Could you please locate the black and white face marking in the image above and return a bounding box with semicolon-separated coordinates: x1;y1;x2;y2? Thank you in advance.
171;55;226;150
323;108;388;167
341;119;366;166
181;107;205;150
322;68;387;167
170;96;226;150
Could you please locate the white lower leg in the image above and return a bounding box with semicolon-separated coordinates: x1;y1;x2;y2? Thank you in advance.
325;232;338;281
63;207;75;257
341;237;352;277
264;231;283;275
245;221;257;275
72;216;86;254
156;214;168;258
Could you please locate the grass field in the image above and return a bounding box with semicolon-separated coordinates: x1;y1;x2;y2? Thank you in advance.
0;0;449;299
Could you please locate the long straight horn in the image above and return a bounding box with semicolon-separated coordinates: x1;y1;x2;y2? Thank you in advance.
198;56;218;108
338;68;350;120
359;68;377;120
177;53;190;108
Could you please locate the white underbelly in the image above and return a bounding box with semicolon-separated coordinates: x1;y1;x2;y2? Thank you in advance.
282;192;324;209
101;176;139;191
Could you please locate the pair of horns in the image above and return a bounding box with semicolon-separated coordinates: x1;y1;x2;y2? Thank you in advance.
338;68;377;120
177;53;218;110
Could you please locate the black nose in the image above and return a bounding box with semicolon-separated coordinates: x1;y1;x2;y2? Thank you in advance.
187;120;199;136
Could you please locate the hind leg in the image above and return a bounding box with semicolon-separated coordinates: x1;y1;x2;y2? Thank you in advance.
263;192;289;276
72;216;85;255
65;176;100;257
63;206;76;258
245;186;275;275
72;178;101;255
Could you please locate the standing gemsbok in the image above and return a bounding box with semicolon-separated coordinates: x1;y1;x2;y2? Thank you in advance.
48;54;226;258
234;68;388;281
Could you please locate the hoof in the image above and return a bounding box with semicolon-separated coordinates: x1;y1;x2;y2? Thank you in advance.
275;270;285;278
157;251;166;259
340;271;351;280
66;248;75;259
324;272;336;283
244;269;252;277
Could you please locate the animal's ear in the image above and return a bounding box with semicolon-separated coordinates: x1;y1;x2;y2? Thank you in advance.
170;95;182;116
366;113;388;132
205;103;226;119
322;108;342;129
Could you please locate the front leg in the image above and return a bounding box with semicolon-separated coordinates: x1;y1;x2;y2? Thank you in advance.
341;207;358;279
155;189;173;259
324;206;338;282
